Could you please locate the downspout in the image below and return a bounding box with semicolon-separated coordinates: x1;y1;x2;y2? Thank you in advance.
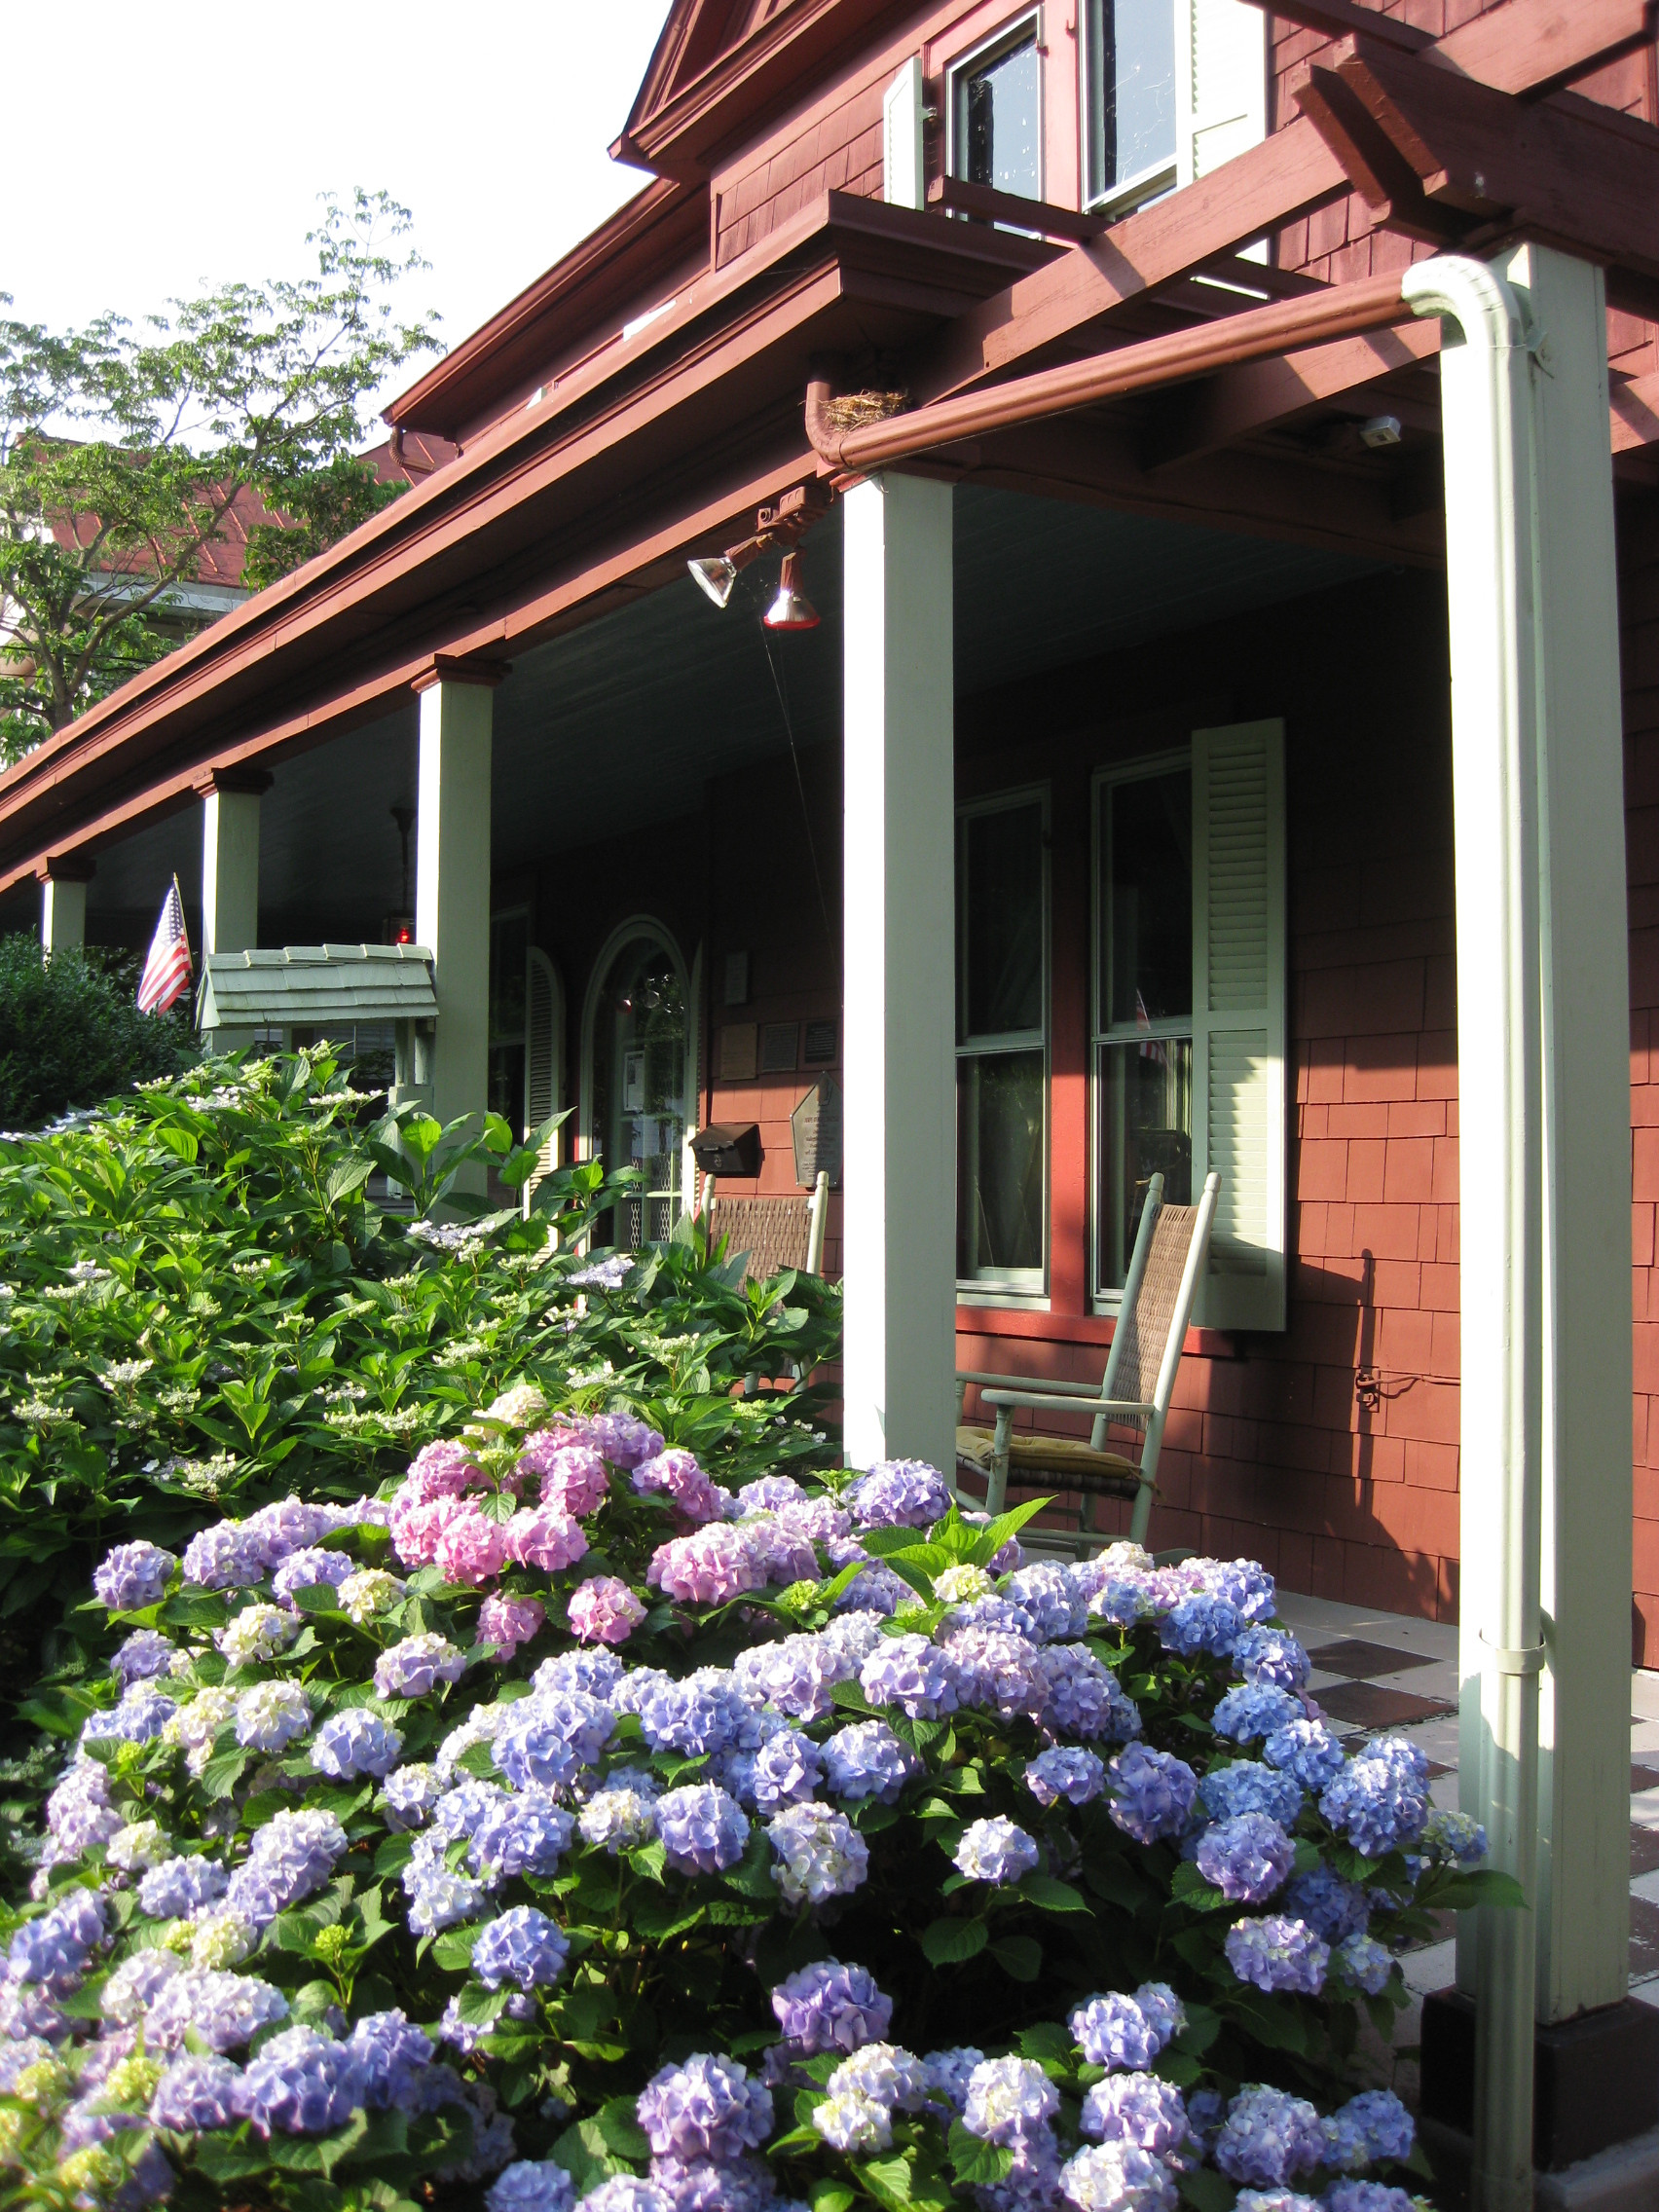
1401;253;1543;2212
806;268;1414;472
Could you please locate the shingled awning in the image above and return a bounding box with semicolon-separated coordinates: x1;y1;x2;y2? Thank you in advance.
197;943;436;1030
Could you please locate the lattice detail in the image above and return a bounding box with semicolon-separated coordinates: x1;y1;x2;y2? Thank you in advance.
1109;1203;1198;1408
708;1196;814;1286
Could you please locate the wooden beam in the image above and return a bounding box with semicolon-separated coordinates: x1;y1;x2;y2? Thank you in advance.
926;174;1107;243
906;0;1653;406
1612;372;1659;454
1252;0;1429;53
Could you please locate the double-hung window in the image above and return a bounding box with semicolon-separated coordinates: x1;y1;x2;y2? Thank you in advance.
1094;721;1286;1329
957;793;1048;1295
1083;0;1267;215
947;13;1044;203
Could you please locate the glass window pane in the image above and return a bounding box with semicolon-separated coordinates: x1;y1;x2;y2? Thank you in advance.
960;802;1044;1040
490;913;528;1043
1097;1038;1192;1288
960;32;1041;200
958;1050;1046;1279
591;935;687;1248
1103;769;1192;1029
1096;0;1175;194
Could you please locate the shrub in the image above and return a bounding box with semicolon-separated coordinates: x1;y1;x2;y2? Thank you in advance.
0;937;195;1128
0;1403;1506;2212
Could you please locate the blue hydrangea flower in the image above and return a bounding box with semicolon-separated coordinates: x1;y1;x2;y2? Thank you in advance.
953;1816;1040;1886
1282;1863;1371;1943
921;2047;985;2112
137;1854;228;1921
942;1627;1047;1720
93;1541;178;1611
383;1763;442;1828
962;2055;1060;2144
822;1720;920;1805
1321;2185;1418;2212
348;2009;434;2110
111;1629;180;1687
1080;2072;1190;2154
1263;1718;1346;1793
1195;1813;1297;1903
1058;2141;1179;2211
1319;1739;1430;1858
656;1785;750;1874
636;2053;773;2160
84;1683;177;1748
312;1708;403;1781
496;1691;614;1788
1038;1642;1142;1742
1025;1746;1106;1807
1161;1593;1242;1658
1002;1564;1088;1642
1197;1560;1278;1624
1224;1915;1330;1996
1069;1985;1184;2071
471;1790;575;1884
749;1728;825;1811
1333;1932;1395;1996
9;1890;108;1989
180;1521;272;1593
239;2024;362;2135
1213;2085;1327;2188
373;1633;465;1699
770;1961;892;2053
1232;2194;1323;2212
1421;1809;1488;1865
1198;1759;1304;1826
768;1802;869;1904
244;1810;348;1910
148;1970;289;2054
271;1548;355;1606
473;1906;570;1991
1233;1627;1310;1691
533;1647;626;1701
860;1634;959;1720
1212;1684;1304;1743
487;2160;577;2212
1106;1744;1198;1844
847;1459;949;1530
149;2052;244;2131
1321;2089;1414;2171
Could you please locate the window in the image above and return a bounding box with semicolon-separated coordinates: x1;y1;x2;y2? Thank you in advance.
586;927;691;1250
1093;722;1286;1329
957;794;1048;1293
488;915;563;1210
1083;0;1267;214
488;910;530;1131
948;15;1043;203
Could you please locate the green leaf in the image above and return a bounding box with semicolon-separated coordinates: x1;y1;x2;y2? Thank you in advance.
593;2098;650;2161
1017;1873;1090;1913
430;1927;478;1973
858;2156;917;2209
948;2122;1015;2190
201;1748;249;1800
1176;2169;1237;2212
1014;2021;1072;2063
989;1936;1044;1982
1439;1868;1528;1911
920;1916;988;1965
809;2185;857;2212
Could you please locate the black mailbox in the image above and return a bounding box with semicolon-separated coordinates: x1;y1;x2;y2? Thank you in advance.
690;1123;762;1177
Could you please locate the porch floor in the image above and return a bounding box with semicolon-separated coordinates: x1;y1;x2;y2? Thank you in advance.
1269;1589;1659;2026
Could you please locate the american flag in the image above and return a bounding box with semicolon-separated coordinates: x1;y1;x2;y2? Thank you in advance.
137;878;193;1014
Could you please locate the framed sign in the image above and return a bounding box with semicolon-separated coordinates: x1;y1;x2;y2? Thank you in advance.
791;1074;842;1188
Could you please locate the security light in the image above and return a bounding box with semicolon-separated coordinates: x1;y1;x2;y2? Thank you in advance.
763;552;820;632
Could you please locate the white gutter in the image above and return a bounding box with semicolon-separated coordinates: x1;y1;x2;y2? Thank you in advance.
1401;252;1544;2212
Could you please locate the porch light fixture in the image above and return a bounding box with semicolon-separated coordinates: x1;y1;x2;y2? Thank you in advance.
763;551;820;631
687;554;741;608
1359;413;1403;448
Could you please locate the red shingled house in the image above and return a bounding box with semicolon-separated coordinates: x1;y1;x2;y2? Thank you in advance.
3;1;1659;2165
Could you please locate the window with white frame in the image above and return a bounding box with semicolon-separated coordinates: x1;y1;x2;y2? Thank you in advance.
1083;0;1267;215
1093;721;1286;1329
948;13;1044;203
957;793;1048;1292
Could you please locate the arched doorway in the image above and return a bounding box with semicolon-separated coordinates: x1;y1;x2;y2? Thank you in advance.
582;922;694;1249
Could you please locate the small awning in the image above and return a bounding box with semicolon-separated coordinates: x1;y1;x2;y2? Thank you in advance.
198;943;437;1029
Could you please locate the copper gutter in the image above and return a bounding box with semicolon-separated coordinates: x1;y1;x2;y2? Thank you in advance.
805;268;1413;473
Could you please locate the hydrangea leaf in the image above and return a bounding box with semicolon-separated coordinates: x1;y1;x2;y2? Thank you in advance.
1176;2170;1236;2212
592;2096;649;2159
946;2122;1014;2189
990;1935;1044;1981
1017;1873;1089;1913
920;1915;988;1965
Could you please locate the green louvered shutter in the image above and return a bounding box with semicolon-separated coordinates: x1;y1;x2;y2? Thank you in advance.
1192;719;1286;1330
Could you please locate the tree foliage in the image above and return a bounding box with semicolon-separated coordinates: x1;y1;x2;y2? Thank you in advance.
0;934;195;1126
0;191;439;765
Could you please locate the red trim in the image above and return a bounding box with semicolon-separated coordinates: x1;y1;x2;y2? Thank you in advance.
956;1308;1238;1360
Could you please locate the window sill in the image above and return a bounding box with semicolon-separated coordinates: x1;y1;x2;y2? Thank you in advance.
956;1286;1050;1311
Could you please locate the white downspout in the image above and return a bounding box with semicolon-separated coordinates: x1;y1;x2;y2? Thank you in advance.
1401;253;1544;2212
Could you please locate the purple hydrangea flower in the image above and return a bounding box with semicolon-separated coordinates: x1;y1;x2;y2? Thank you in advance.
1198;1760;1304;1827
847;1459;949;1530
150;2052;245;2130
822;1721;920;1805
488;2161;577;2212
1059;2143;1178;2212
1081;2072;1190;2154
8;1890;108;1988
1197;1560;1278;1624
1233;1627;1310;1692
1107;1744;1198;1843
93;1541;177;1611
311;1708;403;1781
496;1691;614;1789
1282;1863;1371;1943
1333;1932;1395;1996
588;1413;665;1468
962;2055;1060;2144
383;1763;442;1827
657;1785;751;1874
180;1521;271;1592
1037;1643;1141;1741
1421;1809;1488;1865
1069;1985;1185;2072
859;1634;958;1720
636;1673;749;1759
1212;1684;1304;1742
137;1853;229;1920
348;2009;435;2109
1024;1747;1106;1808
374;1633;466;1700
771;1961;892;2053
767;1801;869;1904
1213;2085;1326;2188
749;1728;824;1811
954;1816;1040;1885
633;1451;723;1526
247;1497;351;1558
1161;1593;1242;1659
1322;2186;1418;2212
1224;1915;1331;1996
733;1632;857;1724
1321;2090;1414;2170
111;1630;180;1687
471;1789;575;1882
1002;1564;1088;1642
1319;1739;1430;1858
101;1950;181;2027
943;1628;1047;1720
921;2047;984;2112
241;1809;349;1911
1263;1718;1346;1793
404;1841;486;1936
148;1970;289;2053
473;1905;570;1991
239;2024;361;2135
1233;2195;1325;2212
83;1683;177;1747
1195;1813;1297;1903
272;1548;356;1606
636;2053;773;2161
568;1576;647;1646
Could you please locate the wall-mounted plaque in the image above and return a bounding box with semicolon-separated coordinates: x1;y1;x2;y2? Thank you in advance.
792;1074;842;1188
803;1018;837;1066
718;1023;757;1082
760;1021;799;1074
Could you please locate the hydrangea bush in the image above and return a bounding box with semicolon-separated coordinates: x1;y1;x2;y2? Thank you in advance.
0;1394;1511;2212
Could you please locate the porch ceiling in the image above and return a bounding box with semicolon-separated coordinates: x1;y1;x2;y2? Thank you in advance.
66;486;1375;938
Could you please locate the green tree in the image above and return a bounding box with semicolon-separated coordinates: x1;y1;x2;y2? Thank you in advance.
0;190;439;765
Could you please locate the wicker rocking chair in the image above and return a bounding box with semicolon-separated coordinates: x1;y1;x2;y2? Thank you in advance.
955;1170;1220;1548
698;1172;830;1285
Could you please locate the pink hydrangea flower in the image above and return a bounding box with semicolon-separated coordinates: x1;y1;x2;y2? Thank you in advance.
541;1447;610;1520
515;1424;595;1479
568;1576;647;1645
632;1450;723;1526
648;1526;768;1606
740;1516;820;1588
433;1503;510;1589
405;1440;483;1498
477;1595;546;1658
503;1506;590;1574
389;1493;472;1569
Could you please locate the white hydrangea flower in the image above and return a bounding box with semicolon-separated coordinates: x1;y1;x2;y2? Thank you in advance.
214;1604;300;1668
338;1569;406;1625
107;1820;169;1872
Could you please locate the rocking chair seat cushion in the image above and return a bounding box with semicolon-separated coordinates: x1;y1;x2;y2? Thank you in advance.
954;1426;1144;1497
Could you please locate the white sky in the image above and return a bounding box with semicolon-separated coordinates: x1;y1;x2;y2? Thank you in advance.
4;1;678;426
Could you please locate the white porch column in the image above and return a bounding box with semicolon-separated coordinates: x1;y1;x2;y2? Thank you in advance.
38;861;91;956
1406;244;1634;2206
414;660;498;1164
842;471;957;1477
199;769;269;1050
